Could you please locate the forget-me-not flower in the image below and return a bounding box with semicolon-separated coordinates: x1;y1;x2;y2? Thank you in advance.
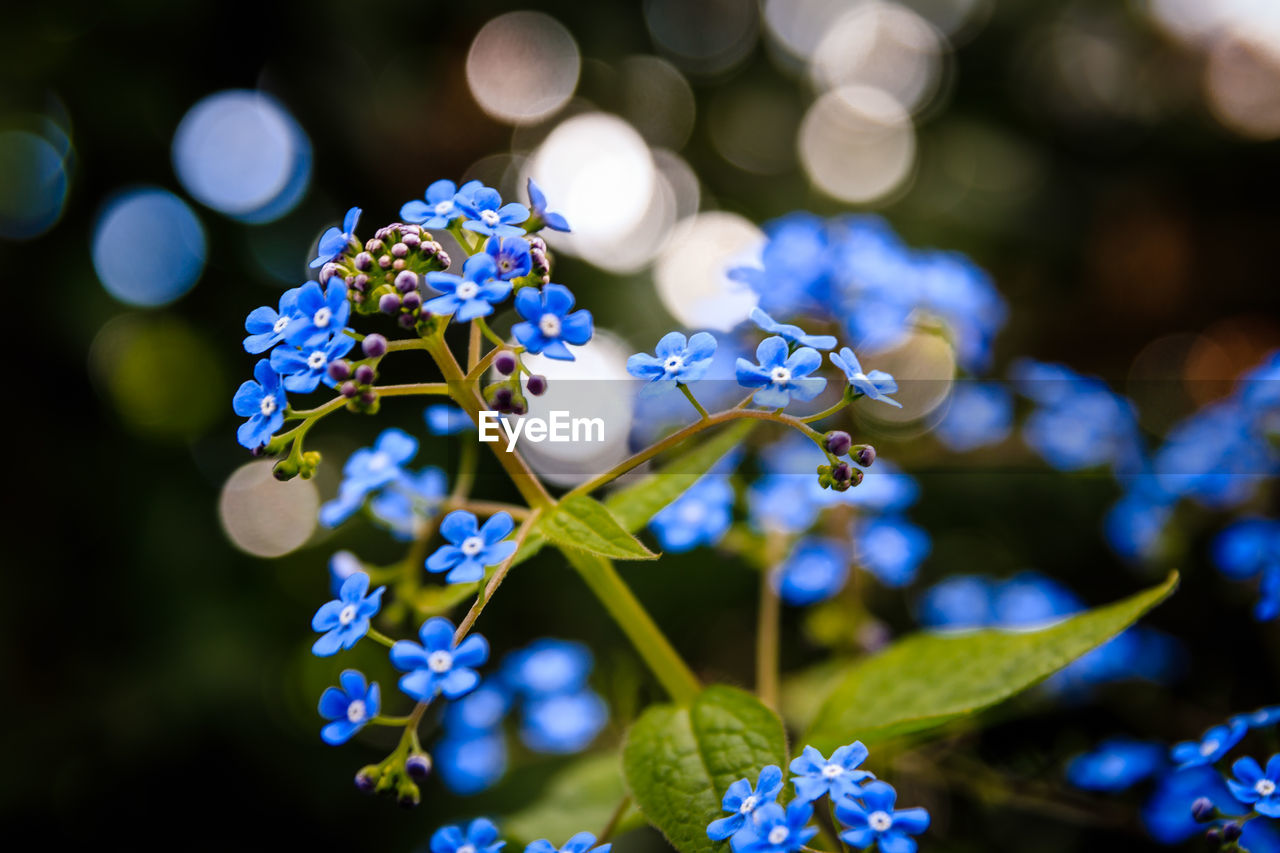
426;510;518;584
649;476;734;552
425;254;512;322
425;404;472;435
318;428;419;527
1229;755;1280;816
627;331;718;394
520;690;609;754
270;331;356;393
854;516;931;588
733;801;817;853
391;617;489;701
526;833;611;853
310;206;361;269
233;359;287;449
459;185;530;238
830;347;901;408
502;639;593;697
736;336;826;409
706;764;784;842
430;819;506;853
773;539;849;606
527;178;570;232
790;742;874;802
401;179;483;229
835;781;930;853
286;280;351;349
512;284;593;360
1171;719;1248;769
317;669;379;745
486;236;532;280
1066;738;1166;792
311;571;385;656
749;308;836;350
243;286;302;354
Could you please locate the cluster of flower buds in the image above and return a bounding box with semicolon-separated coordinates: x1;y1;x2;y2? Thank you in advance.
321;222;450;329
355;747;433;808
816;430;876;491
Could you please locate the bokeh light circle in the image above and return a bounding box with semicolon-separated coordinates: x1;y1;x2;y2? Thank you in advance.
619;56;697;149
799;86;916;203
654;212;762;331
92;187;206;307
643;0;759;75
0;130;69;240
466;12;580;125
219;460;320;558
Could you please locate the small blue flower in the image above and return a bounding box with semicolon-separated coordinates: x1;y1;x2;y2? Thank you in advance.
520;690;609;754
459;185;530;238
733;801;817;853
1213;519;1280;581
830;347;900;408
286;280;351;349
318;428;419;527
232;359;287;449
328;550;364;596
317;669;379;745
527;178;570;232
748;475;821;535
390;617;489;701
311;571;386;656
1142;766;1244;844
369;466;448;540
435;729;508;795
269;331;356;394
935;382;1012;451
836;781;930;853
649;476;734;552
431;819;506;853
502;639;593;697
627;331;718;394
426;510;518;584
1228;755;1280;816
773;539;849;606
242;286;302;354
1066;738;1166;792
789;743;874;803
854;516;930;588
401;179;483;229
425;254;513;322
487;236;533;280
1171;719;1248;769
425;404;473;435
525;832;611;853
1235;706;1280;730
445;681;512;733
310;206;361;269
916;575;994;630
706;765;784;842
512;284;594;360
736;337;827;409
749;307;836;350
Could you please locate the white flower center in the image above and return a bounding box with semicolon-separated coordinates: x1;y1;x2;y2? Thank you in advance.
480;209;501;227
367;452;390;472
770;366;792;384
272;315;290;333
427;650;454;673
307;350;327;369
739;795;758;814
338;604;358;626
767;827;789;846
821;764;843;779
664;355;685;373
868;811;893;832
457;281;480;300
346;699;366;723
1200;739;1220;757
1259;779;1277;797
457;846;476;853
313;306;332;328
539;313;562;338
259;396;277;417
460;535;485;557
435;200;453;216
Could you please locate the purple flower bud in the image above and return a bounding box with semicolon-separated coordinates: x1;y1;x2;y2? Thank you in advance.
394;270;419;293
491;387;513;411
354;364;375;385
355;252;373;271
402;232;421;248
378;254;393;269
405;754;432;780
1206;829;1221;845
353;273;369;292
436;249;452;268
855;445;877;467
1191;798;1215;823
354;768;377;793
344;274;356;286
526;374;548;396
318;262;340;284
495;351;518;375
378;293;402;314
362;334;388;358
341;381;359;399
1223;823;1242;843
392;258;406;271
375;225;396;241
510;399;527;416
824;431;852;456
365;238;384;254
398;313;417;329
360;389;377;405
327;359;351;382
391;242;408;258
402;291;422;311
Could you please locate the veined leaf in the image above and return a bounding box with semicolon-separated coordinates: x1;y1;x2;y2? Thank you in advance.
541;495;657;561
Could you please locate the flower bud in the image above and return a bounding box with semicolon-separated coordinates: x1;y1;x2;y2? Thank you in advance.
360;389;377;405
402;232;421;249
341;381;359;398
397;313;417;329
355;252;373;271
1191;798;1215;823
354;364;375;385
490;387;513;411
494;351;518;375
352;273;369;292
378;293;402;314
1206;829;1221;845
273;457;299;481
435;248;452;268
526;374;548;396
378;254;393;269
1222;823;1242;842
328;360;351;382
354;767;378;793
391;242;409;258
395;270;419;293
824;430;852;456
318;262;340;284
365;238;384;254
402;291;422;312
392;258;406;271
405;753;432;780
362;334;388;359
855;445;877;467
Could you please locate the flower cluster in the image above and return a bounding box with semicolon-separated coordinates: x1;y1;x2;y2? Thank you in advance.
430;821;608;853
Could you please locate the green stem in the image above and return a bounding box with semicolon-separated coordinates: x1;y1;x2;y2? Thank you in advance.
366;628;396;648
468;320;482;371
370;715;412;726
678;383;710;419
474;317;509;349
454;508;541;639
377;382;449;397
801;399;851;424
599;794;632;842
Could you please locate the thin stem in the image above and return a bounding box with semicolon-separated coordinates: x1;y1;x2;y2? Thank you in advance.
678;383;710;419
370;715;412;726
474;317;509;349
449;439;478;503
454;508;542;639
468;320;482;371
377;383;449;397
449;499;530;520
366;628;396;648
384;338;432;354
801;399;851;424
599;794;632;843
755;534;785;710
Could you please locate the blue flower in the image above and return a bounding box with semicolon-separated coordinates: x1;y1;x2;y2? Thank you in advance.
445;681;512;733
328;550;364;596
485;235;533;281
525;832;611;853
733;801;817;853
836;781;930;853
431;819;506;853
458;185;530;238
1142;766;1244;844
1066;738;1166;791
242;286;302;354
789;742;874;803
934;382;1012;451
527;178;570;232
1228;755;1280;816
1171;719;1248;769
830;347;900;408
748;475;820;535
390;617;489;701
318;428;419;527
502;639;593;697
1213;519;1280;581
310;206;361;269
627;331;718;394
916;575;994;630
311;571;386;656
285;280;351;349
368;466;448;540
425;254;513;322
232;359;286;449
854;516;930;588
426;510;518;584
736;337;826;409
435;729;508;795
512;284;594;360
706;764;784;842
520;690;609;754
1235;706;1280;730
401;179;483;229
426;404;473;435
773;539;849;606
269;331;356;393
649;476;734;552
317;669;379;745
749;308;836;350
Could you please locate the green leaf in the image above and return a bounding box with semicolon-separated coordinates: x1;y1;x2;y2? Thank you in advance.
541;495;657;561
623;685;787;853
502;752;644;846
606;421;756;531
801;573;1179;752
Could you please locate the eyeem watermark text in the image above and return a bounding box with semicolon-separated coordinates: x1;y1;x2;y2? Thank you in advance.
478;410;606;451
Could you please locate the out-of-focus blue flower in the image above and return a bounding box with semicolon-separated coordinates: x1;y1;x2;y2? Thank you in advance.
243;286;302;354
773;538;849;606
400;179;482;229
317;669;379;745
426;404;472;435
368;466;448;540
748;475;820;535
649;476;734;552
443;682;512;733
503;639;593;697
318;428;419;527
992;572;1080;627
286;280;351;349
311;206;360;268
328;550;363;596
706;765;784;842
1228;755;1280;816
749;307;836;350
1240;351;1280;420
435;729;507;795
512;284;593;360
1104;487;1174;561
789;743;874;803
1066;738;1166;791
390;617;488;701
526;832;611;853
934;382;1012;451
854;516;930;587
426;510;518;584
627;331;718;394
737;336;826;409
728;212;831;316
520;690;608;753
916;575;994;629
1153;400;1274;508
527;178;570;232
1012;359;1143;474
1142;766;1243;844
485;236;533;280
1234;706;1280;730
1171;720;1248;770
425;254;512;323
734;801;817;853
430;819;506;853
269;331;356;393
1213;519;1280;581
835;781;930;853
458;185;530;238
830;347;900;408
914;250;1006;373
311;571;385;656
233;359;287;449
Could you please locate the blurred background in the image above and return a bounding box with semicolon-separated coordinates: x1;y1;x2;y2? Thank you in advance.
5;0;1280;848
